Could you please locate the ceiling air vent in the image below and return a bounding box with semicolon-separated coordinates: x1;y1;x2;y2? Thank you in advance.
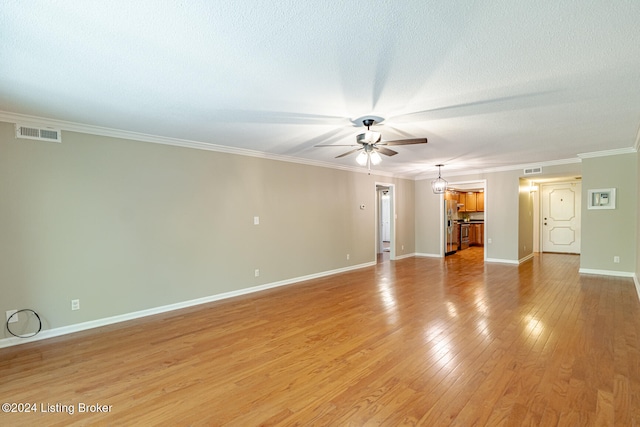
523;166;542;175
15;124;62;143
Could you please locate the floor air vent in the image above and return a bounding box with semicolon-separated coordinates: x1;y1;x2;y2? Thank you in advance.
15;124;62;143
523;166;542;175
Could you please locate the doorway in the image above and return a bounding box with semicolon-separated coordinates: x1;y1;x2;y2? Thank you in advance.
376;183;395;263
442;180;487;261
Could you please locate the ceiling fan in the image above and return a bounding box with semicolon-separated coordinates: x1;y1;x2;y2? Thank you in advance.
316;119;428;172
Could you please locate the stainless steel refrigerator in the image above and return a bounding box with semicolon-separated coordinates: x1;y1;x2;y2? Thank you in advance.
445;199;458;255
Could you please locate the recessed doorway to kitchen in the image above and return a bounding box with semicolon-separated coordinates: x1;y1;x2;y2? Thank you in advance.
442;180;487;261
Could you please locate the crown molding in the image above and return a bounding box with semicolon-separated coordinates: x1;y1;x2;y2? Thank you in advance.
577;147;637;159
414;143;638;181
5;110;633;182
413;157;581;181
0;111;404;179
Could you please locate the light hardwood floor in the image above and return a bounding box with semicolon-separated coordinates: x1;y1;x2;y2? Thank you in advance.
1;248;639;426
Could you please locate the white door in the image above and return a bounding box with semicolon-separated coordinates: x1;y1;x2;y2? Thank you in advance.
381;193;390;242
541;182;581;253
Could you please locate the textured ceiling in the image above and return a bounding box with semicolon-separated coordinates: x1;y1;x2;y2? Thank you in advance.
1;1;639;177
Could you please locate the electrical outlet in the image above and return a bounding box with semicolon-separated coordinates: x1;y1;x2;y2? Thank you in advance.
346;254;350;260
71;299;80;311
6;310;18;324
401;245;404;250
253;216;259;225
614;256;620;263
488;238;492;244
254;269;260;277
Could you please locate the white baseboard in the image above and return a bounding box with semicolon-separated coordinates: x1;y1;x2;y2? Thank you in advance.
394;252;417;260
518;253;534;264
578;268;635;278
0;261;375;349
414;252;442;258
634;274;640;302
485;258;519;265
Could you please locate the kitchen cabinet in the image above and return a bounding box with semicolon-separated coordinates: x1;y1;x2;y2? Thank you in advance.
444;190;458;202
458;191;484;212
464;192;477;212
470;223;484;246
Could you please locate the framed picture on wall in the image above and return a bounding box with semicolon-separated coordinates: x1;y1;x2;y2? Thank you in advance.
587;188;616;210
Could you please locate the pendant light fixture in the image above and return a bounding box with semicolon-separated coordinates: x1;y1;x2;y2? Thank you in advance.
431;164;447;194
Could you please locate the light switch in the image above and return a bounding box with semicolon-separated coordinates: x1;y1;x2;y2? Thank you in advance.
254;216;259;225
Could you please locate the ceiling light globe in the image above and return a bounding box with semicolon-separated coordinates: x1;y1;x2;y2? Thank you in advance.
369;131;381;143
359;131;381;144
356;151;368;166
370;151;382;165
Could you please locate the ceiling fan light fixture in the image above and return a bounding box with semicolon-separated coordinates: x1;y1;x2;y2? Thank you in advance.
356;151;368;166
369;131;381;143
370;151;382;165
316;118;428;173
431;164;447;194
357;131;381;144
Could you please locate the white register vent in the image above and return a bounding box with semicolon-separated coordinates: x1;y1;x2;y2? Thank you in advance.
523;166;542;175
15;124;62;143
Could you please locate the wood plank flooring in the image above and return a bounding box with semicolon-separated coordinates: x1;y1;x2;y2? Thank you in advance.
2;248;639;426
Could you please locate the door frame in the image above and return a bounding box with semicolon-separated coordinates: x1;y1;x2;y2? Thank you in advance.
539;181;582;254
376;182;395;261
379;189;391;248
441;179;487;260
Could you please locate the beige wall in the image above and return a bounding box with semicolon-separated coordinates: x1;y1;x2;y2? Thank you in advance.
414;179;441;256
580;153;637;273
0;121;415;335
393;180;416;258
485;170;520;261
637;150;640;286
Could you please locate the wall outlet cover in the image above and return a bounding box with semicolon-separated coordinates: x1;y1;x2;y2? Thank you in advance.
6;310;18;323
